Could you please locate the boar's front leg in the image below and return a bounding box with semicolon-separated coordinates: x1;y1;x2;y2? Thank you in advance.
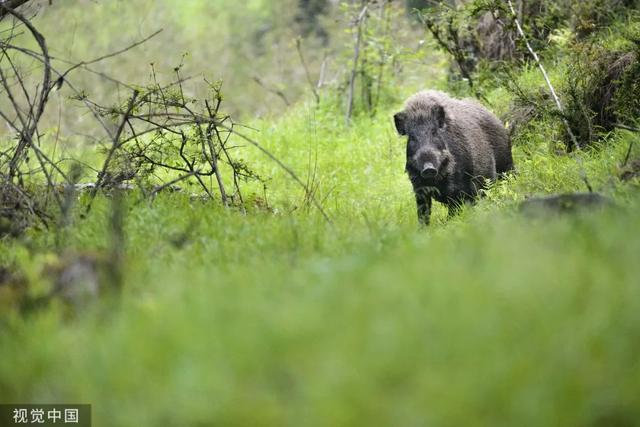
414;188;432;225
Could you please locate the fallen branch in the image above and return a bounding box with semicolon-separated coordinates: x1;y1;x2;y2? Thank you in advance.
615;123;640;133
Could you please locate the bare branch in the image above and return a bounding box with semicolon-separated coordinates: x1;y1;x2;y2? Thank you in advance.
317;53;328;90
1;5;51;180
86;90;140;213
346;3;368;125
615;123;640;133
0;0;32;20
252;76;290;106
218;123;333;225
53;29;163;93
295;37;319;103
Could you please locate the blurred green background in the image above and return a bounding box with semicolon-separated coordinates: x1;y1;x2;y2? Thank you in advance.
14;0;434;122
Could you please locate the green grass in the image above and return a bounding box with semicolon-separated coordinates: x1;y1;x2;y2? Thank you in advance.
1;93;639;425
2;212;640;426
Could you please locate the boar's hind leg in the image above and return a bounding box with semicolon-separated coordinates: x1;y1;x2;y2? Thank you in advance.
415;189;432;225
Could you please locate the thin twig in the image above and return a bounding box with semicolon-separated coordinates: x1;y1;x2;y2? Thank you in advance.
252;76;290;106
199;123;228;206
420;10;478;95
295;37;319;103
218;123;333;225
54;30;163;90
149;171;198;197
317;53;328;90
346;3;368;125
86;90;139;212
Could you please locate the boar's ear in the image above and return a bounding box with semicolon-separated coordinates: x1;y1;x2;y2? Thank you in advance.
393;112;407;135
434;104;446;129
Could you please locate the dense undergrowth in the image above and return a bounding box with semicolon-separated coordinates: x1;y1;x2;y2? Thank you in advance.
1;1;639;426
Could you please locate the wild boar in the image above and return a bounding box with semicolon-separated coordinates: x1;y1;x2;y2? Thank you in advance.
394;90;513;224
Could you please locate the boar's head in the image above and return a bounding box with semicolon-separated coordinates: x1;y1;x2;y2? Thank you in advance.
394;103;453;186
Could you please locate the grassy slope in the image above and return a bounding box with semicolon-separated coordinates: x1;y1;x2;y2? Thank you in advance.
1;101;639;426
1;10;640;427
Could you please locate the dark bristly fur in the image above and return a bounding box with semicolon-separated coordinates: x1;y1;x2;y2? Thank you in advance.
394;90;513;225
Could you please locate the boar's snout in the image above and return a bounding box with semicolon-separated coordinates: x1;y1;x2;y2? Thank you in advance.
420;163;438;179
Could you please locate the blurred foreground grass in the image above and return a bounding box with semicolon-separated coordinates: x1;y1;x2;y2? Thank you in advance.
1;199;639;426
